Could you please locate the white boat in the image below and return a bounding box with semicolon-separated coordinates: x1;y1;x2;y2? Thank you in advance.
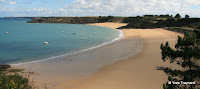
43;42;49;44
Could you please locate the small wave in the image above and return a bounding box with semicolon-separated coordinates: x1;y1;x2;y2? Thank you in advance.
11;27;125;65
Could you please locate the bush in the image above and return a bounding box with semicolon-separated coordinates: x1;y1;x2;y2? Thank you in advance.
127;20;155;29
122;14;200;29
0;73;30;89
0;65;36;89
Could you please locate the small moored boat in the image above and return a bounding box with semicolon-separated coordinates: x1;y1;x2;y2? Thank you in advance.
43;42;49;44
81;38;85;40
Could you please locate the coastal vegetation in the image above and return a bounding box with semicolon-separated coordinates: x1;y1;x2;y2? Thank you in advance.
121;14;200;30
27;16;124;24
26;14;200;32
159;30;200;89
0;65;38;89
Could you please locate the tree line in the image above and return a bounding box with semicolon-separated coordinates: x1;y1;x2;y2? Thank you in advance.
122;14;200;29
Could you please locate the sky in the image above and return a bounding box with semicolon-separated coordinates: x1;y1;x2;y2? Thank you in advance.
0;0;200;17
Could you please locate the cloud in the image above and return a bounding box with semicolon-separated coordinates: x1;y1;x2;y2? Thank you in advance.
0;0;6;3
63;0;200;17
0;7;70;17
8;1;16;5
56;1;66;4
183;0;200;6
1;0;200;17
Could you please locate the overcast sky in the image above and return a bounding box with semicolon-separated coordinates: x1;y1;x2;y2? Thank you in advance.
0;0;200;17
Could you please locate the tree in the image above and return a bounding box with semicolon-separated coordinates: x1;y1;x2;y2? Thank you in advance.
165;19;176;27
175;13;181;18
185;14;190;18
160;30;200;89
126;17;155;29
108;15;114;18
197;26;200;30
98;16;113;22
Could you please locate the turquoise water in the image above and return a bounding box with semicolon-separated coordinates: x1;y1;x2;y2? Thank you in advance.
0;18;122;64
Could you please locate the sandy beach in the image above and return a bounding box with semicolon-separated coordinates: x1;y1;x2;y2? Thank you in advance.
14;22;183;89
56;23;183;89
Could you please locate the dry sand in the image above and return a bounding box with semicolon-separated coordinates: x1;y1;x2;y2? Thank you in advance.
56;23;183;89
13;22;183;89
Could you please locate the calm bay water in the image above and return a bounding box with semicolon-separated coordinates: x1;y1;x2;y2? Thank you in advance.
0;18;121;64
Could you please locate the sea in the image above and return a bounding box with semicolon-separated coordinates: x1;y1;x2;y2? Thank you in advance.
0;18;124;64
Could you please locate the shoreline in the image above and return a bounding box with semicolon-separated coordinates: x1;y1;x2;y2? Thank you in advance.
13;22;143;88
56;23;184;89
11;25;125;65
13;22;183;89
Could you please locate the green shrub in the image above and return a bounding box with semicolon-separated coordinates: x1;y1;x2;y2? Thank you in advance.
0;65;35;89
